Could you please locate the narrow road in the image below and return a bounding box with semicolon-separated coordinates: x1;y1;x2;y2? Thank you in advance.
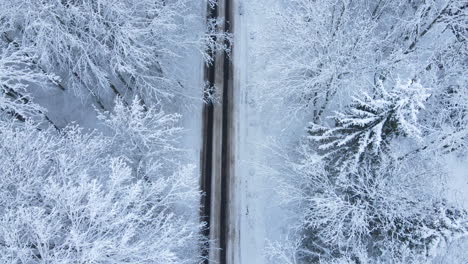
201;1;265;263
201;0;234;263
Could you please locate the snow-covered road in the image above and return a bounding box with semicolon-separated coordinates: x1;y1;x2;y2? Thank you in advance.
201;0;267;263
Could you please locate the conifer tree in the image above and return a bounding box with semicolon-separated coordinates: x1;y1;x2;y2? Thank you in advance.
308;80;430;173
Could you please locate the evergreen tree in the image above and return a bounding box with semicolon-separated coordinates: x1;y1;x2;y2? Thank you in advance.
287;80;468;263
308;80;430;174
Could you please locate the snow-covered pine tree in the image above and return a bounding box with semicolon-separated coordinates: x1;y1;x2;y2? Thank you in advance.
308;80;431;174
292;80;468;262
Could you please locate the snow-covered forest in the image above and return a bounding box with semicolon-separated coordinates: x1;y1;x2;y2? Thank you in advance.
0;0;466;263
0;0;212;262
256;0;468;263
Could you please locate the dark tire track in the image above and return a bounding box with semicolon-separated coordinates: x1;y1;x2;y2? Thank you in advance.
200;2;218;261
220;0;233;262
